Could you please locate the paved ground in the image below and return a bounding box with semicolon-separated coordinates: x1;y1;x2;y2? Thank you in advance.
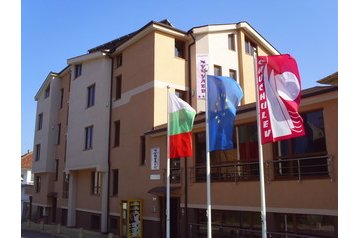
21;221;118;238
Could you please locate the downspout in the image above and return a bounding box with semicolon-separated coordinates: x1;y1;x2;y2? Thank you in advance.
188;30;196;105
185;30;196;238
104;50;114;234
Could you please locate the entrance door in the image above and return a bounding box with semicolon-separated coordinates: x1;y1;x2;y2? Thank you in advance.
51;197;57;223
160;197;180;238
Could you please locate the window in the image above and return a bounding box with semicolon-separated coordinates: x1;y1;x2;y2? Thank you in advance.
214;65;222;76
87;84;95;107
55;159;59;181
170;158;181;184
85;126;93;150
228;33;236;51
62;172;69;198
74;64;82;78
245;37;257;56
229;69;237;80
175;39;185;59
35;175;41;193
59;88;64;109
115;75;122;100
274;110;328;179
139;136;145;165
114;121;120;147
116;54;122;68
175;89;188;102
112;169;119;196
91;171;102;195
37;113;43;130
238;124;259;179
45;85;50;99
195;131;238;182
57;123;61;145
35;144;41;161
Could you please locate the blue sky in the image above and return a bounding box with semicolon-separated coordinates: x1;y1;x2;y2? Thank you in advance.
21;0;338;154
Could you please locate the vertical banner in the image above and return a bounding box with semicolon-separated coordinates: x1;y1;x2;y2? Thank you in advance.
196;54;209;99
127;200;143;238
256;54;305;144
151;147;160;170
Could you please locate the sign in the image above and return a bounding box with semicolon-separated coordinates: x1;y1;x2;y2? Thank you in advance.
150;174;161;180
196;54;209;99
151;147;160;170
127;200;142;238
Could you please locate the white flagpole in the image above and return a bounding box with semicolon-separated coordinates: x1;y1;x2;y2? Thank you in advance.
166;86;171;238
253;52;267;238
205;77;212;238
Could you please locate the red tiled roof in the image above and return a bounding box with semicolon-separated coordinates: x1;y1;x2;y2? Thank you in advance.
21;152;33;169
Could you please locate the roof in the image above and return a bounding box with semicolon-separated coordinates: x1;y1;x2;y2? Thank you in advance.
317;72;338;86
87;19;184;54
21;151;33;169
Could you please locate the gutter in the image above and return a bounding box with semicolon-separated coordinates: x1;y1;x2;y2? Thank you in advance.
188;31;196;105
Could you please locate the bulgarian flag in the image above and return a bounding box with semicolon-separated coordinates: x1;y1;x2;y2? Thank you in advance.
168;93;196;158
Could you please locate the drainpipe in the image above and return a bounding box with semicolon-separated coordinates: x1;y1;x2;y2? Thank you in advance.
188;30;196;106
104;49;114;234
185;30;196;238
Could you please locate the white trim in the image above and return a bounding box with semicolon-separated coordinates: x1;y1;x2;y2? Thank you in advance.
67;51;105;65
109;212;121;217
75;207;102;214
112;80;188;108
143;216;160;222
182;203;337;216
32;203;51;208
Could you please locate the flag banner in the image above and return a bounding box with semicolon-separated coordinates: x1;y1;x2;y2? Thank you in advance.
168;93;196;158
196;54;209;99
207;75;243;151
256;54;305;144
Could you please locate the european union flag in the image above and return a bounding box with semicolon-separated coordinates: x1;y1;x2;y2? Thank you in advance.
207;75;243;151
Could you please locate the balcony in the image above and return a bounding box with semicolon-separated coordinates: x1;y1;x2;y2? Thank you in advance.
188;155;334;183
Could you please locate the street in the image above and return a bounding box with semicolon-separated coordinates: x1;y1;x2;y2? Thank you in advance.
21;230;57;238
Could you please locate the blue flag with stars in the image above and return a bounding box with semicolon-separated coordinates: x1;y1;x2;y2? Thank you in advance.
207;75;243;151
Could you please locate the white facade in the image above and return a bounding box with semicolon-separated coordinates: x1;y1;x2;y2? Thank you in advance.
65;52;111;173
32;74;61;173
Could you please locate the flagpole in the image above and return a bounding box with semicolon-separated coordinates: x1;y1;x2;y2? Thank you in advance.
205;77;212;238
253;52;267;238
166;85;171;238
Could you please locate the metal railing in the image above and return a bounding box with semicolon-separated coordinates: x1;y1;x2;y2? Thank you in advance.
266;155;334;182
188;223;324;238
191;161;260;183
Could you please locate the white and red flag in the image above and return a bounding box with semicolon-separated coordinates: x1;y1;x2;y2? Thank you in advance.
256;54;305;144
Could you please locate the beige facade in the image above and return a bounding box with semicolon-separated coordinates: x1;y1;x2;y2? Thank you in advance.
29;20;338;237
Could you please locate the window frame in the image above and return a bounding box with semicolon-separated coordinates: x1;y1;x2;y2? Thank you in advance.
35;144;41;161
37;113;43;131
112;169;119;196
91;171;102;196
84;125;94;150
115;75;122;100
74;64;82;79
114;120;120;147
174;39;185;59
228;33;236;51
214;65;222;76
87;84;96;108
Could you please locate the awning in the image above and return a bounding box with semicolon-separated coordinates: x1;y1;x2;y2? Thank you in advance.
147;186;181;197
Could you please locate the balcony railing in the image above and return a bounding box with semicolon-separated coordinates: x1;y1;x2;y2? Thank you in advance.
266;155;334;182
188;223;326;238
192;161;260;183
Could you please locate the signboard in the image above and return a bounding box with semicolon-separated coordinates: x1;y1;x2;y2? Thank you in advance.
151;147;160;170
196;54;209;99
121;200;143;238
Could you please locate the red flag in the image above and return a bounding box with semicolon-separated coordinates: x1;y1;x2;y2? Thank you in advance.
256;54;305;144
